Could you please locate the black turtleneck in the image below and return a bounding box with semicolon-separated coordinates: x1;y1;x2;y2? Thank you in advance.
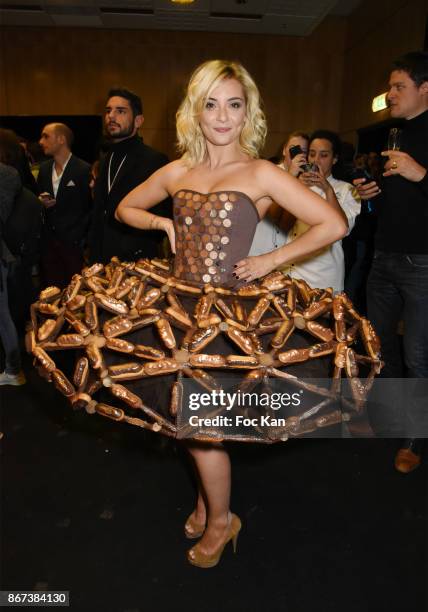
109;134;140;156
107;135;140;185
376;109;428;253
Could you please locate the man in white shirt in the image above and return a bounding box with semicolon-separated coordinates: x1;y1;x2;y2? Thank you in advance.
37;123;91;287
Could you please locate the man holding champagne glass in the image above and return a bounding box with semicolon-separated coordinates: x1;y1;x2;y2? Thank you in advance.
355;51;428;472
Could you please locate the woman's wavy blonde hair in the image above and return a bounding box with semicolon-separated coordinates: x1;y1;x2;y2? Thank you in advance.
176;60;267;166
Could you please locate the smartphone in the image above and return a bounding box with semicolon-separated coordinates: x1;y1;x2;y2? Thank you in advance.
301;162;319;173
351;168;375;185
289;144;303;159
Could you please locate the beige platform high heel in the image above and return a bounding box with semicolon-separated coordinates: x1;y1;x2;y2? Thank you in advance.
187;514;241;568
184;512;206;540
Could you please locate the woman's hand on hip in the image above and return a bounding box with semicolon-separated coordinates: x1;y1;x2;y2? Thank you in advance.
160;218;176;254
234;253;276;282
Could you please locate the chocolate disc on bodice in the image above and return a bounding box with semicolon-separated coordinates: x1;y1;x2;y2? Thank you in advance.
173;190;259;287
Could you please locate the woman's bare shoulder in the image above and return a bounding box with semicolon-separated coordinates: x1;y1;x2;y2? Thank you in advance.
252;158;284;175
154;158;190;191
251;158;292;184
161;158;189;178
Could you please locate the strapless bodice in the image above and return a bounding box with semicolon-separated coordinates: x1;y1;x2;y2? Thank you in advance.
173;190;259;287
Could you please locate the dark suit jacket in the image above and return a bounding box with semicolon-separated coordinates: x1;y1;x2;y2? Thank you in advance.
4;187;43;265
37;155;92;246
88;137;170;264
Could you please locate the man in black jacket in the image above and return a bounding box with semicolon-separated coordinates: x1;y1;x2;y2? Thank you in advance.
38;123;91;287
0;163;25;386
355;51;428;472
6;185;42;326
87;88;170;264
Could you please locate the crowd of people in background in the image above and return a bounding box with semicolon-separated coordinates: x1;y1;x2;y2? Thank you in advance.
0;50;426;475
0;114;381;318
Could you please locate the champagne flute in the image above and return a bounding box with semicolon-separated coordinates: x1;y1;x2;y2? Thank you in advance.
388;127;402;151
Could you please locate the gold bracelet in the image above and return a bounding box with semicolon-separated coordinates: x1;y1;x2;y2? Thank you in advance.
149;216;157;230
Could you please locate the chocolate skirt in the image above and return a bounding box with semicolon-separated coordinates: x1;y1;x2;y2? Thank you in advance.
27;258;382;442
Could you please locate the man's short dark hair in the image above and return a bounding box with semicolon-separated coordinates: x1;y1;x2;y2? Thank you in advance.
107;88;143;117
309;129;342;158
393;51;428;87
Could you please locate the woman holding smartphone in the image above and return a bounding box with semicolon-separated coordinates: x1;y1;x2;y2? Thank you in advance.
283;130;360;293
280;131;309;176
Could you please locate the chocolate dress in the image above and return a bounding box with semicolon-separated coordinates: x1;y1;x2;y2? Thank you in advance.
28;190;382;442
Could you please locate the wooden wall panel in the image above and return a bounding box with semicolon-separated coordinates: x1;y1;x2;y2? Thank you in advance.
0;31;7;113
340;0;427;142
1;1;426;157
0;19;347;159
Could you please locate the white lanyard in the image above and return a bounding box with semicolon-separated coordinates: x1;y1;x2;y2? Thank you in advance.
108;153;127;193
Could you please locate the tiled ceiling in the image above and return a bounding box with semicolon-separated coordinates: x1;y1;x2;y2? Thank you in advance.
0;0;362;35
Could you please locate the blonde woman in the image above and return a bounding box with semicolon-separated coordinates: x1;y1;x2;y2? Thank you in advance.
114;59;346;568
